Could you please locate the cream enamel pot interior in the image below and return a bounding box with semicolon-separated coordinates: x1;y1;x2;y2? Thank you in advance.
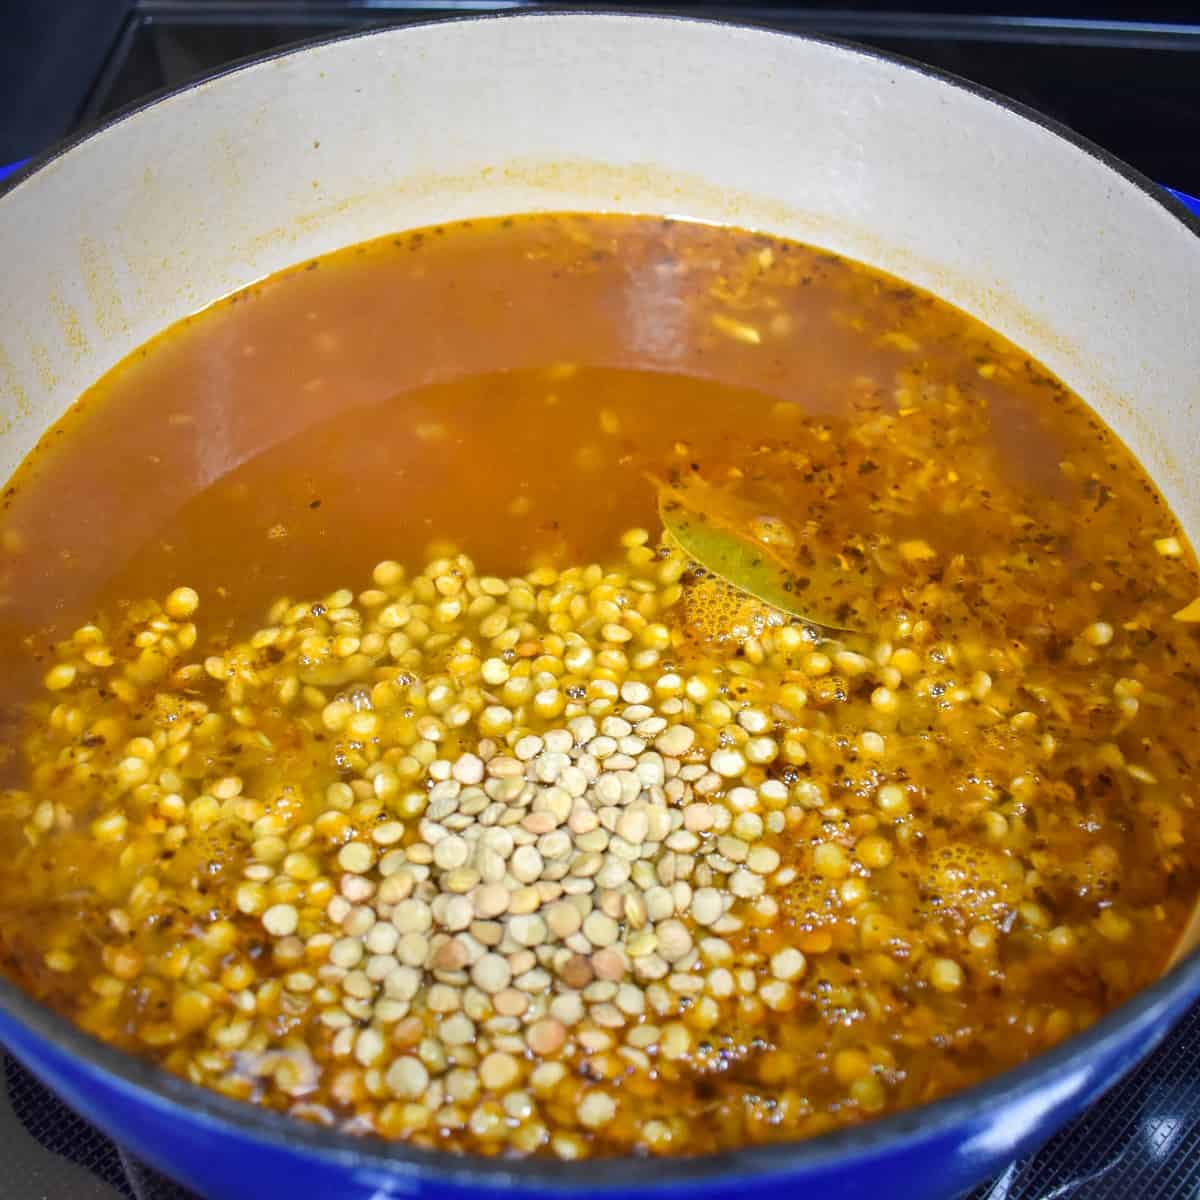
1;13;1199;1200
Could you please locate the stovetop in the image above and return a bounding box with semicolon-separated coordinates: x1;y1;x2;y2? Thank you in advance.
1;4;1199;1199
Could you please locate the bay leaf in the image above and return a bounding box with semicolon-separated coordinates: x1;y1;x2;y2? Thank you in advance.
656;477;871;632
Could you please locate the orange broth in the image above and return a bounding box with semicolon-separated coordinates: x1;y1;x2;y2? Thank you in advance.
0;214;1197;1156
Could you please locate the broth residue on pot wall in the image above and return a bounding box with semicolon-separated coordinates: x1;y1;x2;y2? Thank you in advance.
0;214;1198;1157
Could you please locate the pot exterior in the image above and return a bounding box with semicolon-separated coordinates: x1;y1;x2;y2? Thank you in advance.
1;12;1199;1200
0;980;1196;1200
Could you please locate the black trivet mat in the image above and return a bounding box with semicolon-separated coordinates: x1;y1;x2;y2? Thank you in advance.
3;1002;1200;1200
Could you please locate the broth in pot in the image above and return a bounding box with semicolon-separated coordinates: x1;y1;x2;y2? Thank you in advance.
0;214;1198;1156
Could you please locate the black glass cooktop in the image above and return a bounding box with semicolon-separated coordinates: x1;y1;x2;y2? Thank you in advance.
1;4;1199;1199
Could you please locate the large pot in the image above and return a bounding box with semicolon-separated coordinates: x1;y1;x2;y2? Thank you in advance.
1;13;1198;1200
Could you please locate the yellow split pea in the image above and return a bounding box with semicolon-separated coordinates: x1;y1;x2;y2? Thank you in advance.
3;504;1189;1162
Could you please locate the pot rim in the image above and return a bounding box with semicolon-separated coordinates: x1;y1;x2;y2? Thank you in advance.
1;9;1199;1190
